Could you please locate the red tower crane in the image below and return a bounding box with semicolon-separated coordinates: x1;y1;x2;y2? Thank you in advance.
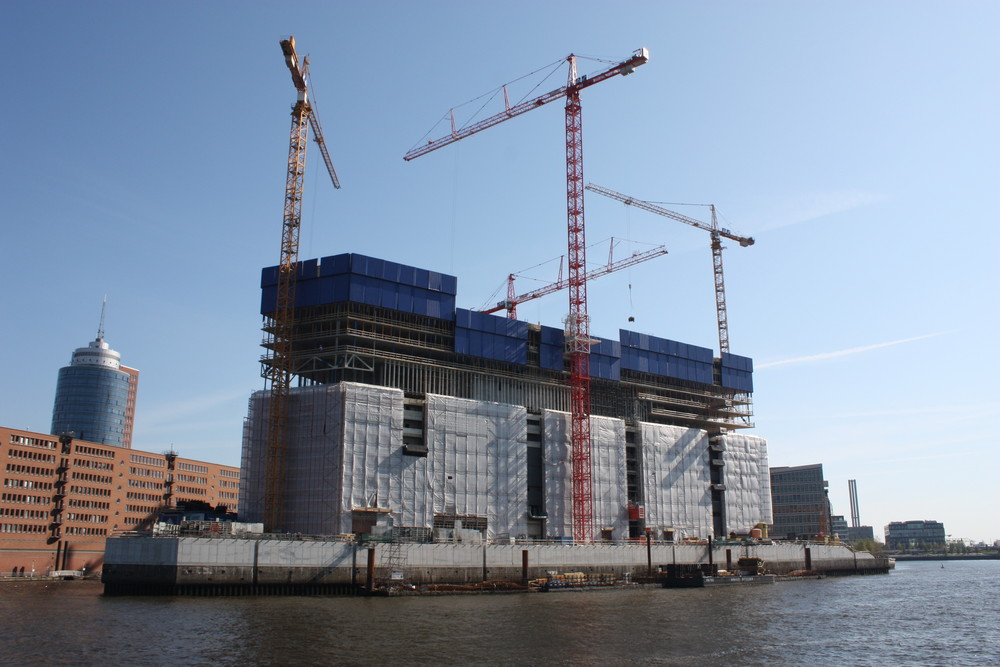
405;49;648;542
263;37;341;532
585;183;754;354
482;240;668;319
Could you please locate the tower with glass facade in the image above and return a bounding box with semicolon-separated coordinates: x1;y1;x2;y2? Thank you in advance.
51;335;138;448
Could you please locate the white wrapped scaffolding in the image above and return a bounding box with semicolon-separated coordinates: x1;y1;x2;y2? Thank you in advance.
338;383;405;534
722;432;772;530
240;383;401;535
420;395;528;539
241;383;528;538
541;410;628;539
639;423;713;540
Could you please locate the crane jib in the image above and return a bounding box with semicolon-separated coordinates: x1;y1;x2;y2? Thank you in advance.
403;49;648;162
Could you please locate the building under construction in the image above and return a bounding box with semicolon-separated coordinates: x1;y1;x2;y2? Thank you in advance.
239;252;771;541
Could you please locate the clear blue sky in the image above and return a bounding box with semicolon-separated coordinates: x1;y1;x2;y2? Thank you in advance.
2;1;997;543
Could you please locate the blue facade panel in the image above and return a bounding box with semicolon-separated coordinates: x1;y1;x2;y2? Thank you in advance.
541;326;564;347
455;329;470;355
319;253;350;276
261;254;751;391
297;279;319;308
541;343;563;371
261;266;279;288
261;285;277;314
721;368;753;392
298;259;319;280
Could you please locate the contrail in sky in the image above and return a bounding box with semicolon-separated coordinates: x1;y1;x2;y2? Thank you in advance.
757;332;950;369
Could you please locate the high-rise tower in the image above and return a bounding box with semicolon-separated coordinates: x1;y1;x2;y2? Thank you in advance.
50;304;138;448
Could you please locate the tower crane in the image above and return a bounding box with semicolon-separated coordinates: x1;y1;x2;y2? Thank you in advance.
405;49;649;542
482;240;668;319
585;183;754;354
263;36;341;532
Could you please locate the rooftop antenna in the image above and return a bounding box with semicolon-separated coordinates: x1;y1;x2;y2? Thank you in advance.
97;295;108;341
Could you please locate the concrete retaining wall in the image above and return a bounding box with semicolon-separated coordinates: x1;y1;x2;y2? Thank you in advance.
103;536;889;594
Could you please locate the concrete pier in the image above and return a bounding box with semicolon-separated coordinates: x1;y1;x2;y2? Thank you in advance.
102;535;891;595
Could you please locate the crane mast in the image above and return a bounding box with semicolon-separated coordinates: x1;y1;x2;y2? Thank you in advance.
263;37;340;532
585;183;754;354
405;50;648;541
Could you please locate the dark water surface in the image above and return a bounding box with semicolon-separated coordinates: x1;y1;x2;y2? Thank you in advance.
2;560;998;665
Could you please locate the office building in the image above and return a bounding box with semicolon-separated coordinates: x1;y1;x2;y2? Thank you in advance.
885;520;946;550
0;425;239;574
51;332;138;449
769;463;832;539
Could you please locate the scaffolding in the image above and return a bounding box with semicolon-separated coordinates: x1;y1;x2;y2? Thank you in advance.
259;301;753;432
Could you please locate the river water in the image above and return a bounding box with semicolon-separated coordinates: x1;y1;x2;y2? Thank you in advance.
1;560;997;665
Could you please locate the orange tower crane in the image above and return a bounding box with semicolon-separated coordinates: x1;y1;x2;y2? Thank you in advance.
585;183;754;354
482;240;668;319
405;49;648;542
263;36;341;532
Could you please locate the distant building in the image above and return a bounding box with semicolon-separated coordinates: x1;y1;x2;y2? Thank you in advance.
885;520;946;550
831;514;848;538
51;333;138;449
769;464;832;539
847;525;875;542
0;426;239;575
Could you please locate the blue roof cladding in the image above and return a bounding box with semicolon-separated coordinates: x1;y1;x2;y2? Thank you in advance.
619;328;715;384
720;351;754;392
260;253;753;391
539;325;564;371
589;336;622;381
261;253;457;318
454;308;528;365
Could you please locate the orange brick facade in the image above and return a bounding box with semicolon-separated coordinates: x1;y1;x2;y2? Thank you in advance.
120;365;139;449
0;426;239;575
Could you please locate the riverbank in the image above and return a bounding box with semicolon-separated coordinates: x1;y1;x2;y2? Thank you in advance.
891;552;1000;561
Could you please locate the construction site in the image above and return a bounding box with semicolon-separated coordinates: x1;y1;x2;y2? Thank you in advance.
101;37;890;595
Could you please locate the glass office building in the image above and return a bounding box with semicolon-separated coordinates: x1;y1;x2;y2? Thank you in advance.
51;337;132;448
769;463;832;539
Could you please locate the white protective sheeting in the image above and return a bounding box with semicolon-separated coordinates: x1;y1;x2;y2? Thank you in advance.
722;432;772;529
240;383;402;535
542;411;628;539
239;390;269;524
639;423;713;540
421;395;528;539
242;383;528;538
338;383;405;533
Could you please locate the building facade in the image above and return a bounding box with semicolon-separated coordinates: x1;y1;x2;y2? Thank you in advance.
0;426;239;575
241;253;771;540
769;464;832;539
885;520;946;550
51;335;138;448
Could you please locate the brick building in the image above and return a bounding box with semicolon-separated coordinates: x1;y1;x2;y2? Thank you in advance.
0;426;239;575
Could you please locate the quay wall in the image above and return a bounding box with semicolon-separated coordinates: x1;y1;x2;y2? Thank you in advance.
102;536;889;594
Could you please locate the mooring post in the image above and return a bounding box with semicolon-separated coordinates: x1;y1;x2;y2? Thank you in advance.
804;546;812;571
522;549;529;584
646;530;652;575
351;543;357;588
366;547;376;590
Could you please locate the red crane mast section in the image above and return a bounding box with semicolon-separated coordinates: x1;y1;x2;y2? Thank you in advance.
404;49;648;542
